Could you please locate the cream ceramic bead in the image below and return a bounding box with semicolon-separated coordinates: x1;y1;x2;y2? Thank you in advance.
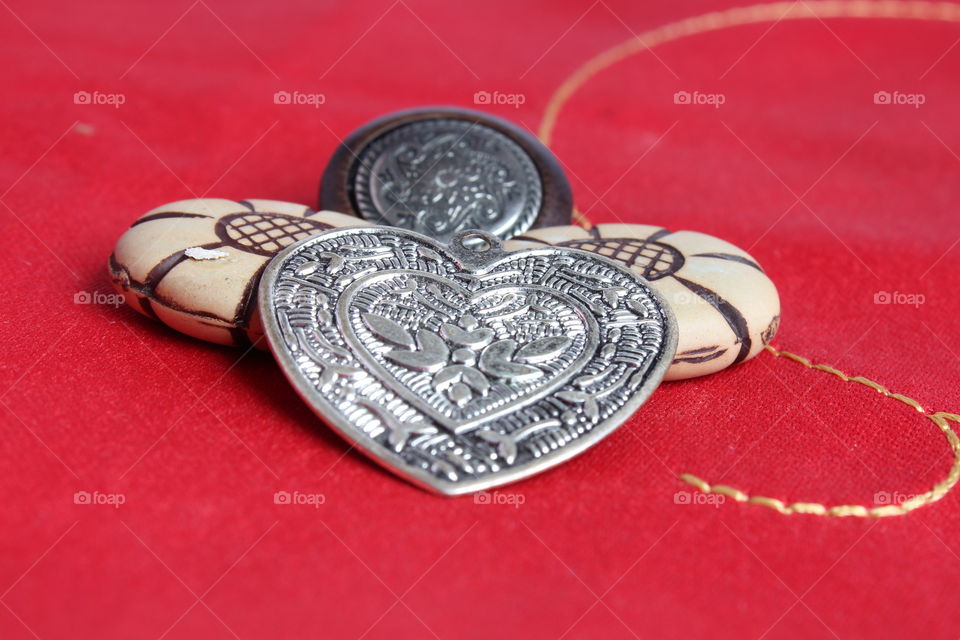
505;224;780;380
109;198;368;347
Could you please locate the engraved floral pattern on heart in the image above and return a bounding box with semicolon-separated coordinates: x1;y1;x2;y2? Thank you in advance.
345;273;592;433
362;311;573;407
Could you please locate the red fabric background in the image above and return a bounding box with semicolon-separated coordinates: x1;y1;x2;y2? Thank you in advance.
2;1;960;638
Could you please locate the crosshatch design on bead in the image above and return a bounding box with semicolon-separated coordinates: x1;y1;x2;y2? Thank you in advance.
109;198;368;346
215;211;334;256
555;233;686;280
259;227;677;494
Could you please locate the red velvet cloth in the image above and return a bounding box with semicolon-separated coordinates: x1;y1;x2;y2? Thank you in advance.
2;1;960;638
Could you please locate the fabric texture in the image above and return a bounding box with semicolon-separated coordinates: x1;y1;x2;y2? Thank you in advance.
2;1;959;638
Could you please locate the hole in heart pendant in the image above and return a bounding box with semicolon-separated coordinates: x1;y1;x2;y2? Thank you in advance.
459;232;493;252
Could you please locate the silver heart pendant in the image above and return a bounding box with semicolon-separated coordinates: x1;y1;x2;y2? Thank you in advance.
259;228;677;495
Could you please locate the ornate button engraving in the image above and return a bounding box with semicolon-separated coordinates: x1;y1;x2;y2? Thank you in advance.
319;107;574;242
353;118;542;240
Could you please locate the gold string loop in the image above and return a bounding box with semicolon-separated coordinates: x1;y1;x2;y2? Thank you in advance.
679;347;960;517
540;1;960;516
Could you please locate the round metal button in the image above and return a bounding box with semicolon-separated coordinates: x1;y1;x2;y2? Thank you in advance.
319;107;573;242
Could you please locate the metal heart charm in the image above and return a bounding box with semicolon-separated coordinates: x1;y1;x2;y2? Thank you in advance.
259;228;677;495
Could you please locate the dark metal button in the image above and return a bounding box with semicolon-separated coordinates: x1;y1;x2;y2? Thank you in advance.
319;107;573;242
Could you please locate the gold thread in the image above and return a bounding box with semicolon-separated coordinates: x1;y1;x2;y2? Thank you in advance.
677;347;960;517
571;206;593;229
539;1;960;516
538;0;960;146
